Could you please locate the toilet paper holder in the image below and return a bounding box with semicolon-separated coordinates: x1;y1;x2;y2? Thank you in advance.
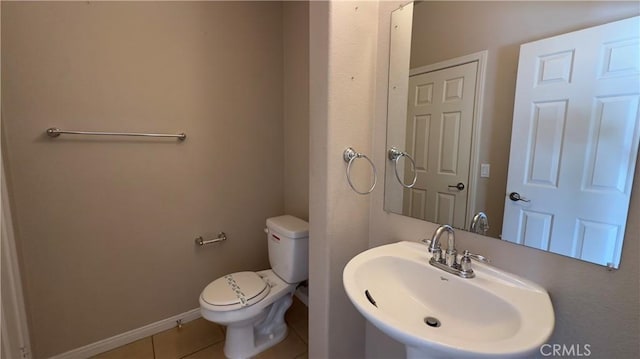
195;232;227;246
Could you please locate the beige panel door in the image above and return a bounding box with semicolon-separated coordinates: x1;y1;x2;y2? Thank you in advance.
403;61;477;229
502;16;640;267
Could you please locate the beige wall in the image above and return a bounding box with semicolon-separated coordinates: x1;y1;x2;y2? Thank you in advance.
410;1;639;237
1;2;288;357
283;1;310;221
309;1;379;358
369;1;640;358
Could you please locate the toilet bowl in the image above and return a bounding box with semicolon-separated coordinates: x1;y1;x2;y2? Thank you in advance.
199;215;309;359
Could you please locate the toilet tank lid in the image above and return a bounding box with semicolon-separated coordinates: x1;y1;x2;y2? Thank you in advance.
266;215;309;238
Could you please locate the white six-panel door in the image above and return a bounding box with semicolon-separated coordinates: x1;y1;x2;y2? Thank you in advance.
403;62;477;229
502;16;640;267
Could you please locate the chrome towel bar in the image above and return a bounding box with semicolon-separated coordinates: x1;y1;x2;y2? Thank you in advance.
195;232;227;246
46;127;186;140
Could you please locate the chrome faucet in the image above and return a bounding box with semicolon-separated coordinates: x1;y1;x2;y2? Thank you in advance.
427;224;488;278
470;212;489;235
428;224;457;267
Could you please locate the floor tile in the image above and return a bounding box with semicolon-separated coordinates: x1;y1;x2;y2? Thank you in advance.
182;342;226;359
95;297;307;359
152;318;224;359
286;295;308;345
285;296;308;323
91;337;154;359
254;331;307;359
289;315;308;344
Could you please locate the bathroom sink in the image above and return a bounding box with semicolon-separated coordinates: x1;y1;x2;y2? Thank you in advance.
343;241;554;358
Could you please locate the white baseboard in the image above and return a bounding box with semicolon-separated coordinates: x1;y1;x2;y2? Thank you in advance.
49;308;202;359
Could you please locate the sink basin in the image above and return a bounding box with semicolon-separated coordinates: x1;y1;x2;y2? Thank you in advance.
343;241;554;358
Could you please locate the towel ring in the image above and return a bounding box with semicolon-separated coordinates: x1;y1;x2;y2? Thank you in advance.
388;147;417;188
343;147;377;195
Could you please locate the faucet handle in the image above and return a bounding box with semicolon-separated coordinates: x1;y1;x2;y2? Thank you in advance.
429;240;442;262
462;250;490;263
460;254;473;273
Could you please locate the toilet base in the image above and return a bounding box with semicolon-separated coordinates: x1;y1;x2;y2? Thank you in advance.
223;293;293;359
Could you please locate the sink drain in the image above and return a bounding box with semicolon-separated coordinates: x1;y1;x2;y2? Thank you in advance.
424;316;441;328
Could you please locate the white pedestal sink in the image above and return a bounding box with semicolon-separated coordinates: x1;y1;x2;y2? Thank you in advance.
343;241;554;358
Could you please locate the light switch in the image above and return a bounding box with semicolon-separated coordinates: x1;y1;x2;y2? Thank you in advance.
480;163;490;178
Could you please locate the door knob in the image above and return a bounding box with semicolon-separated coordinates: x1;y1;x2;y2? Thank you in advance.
509;192;530;202
448;182;465;191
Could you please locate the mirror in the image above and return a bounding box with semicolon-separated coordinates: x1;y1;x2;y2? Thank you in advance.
384;1;640;268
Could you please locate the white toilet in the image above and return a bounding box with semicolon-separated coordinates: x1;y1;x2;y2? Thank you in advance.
199;215;309;359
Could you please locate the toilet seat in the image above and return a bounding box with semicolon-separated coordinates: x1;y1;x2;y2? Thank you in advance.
201;271;270;311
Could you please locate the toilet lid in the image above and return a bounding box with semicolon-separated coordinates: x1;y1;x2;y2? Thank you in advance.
201;271;270;311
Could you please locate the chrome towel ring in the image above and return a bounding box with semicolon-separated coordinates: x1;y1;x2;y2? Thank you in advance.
388;147;417;188
343;147;377;195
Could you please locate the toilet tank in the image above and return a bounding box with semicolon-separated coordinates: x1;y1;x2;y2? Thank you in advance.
266;215;309;284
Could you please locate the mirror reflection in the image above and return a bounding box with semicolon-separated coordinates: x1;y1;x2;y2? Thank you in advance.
384;1;640;268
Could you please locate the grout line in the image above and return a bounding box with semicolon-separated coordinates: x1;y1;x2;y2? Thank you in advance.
212;326;226;344
151;335;156;359
287;324;308;357
289;321;307;345
297;326;309;345
178;342;218;359
177;323;226;359
179;343;212;359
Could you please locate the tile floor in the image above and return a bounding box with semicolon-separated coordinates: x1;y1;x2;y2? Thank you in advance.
92;296;308;359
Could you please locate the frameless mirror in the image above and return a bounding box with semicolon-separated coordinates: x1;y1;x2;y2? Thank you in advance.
384;1;640;268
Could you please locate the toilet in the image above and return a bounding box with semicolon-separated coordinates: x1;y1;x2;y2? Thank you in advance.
199;215;309;359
